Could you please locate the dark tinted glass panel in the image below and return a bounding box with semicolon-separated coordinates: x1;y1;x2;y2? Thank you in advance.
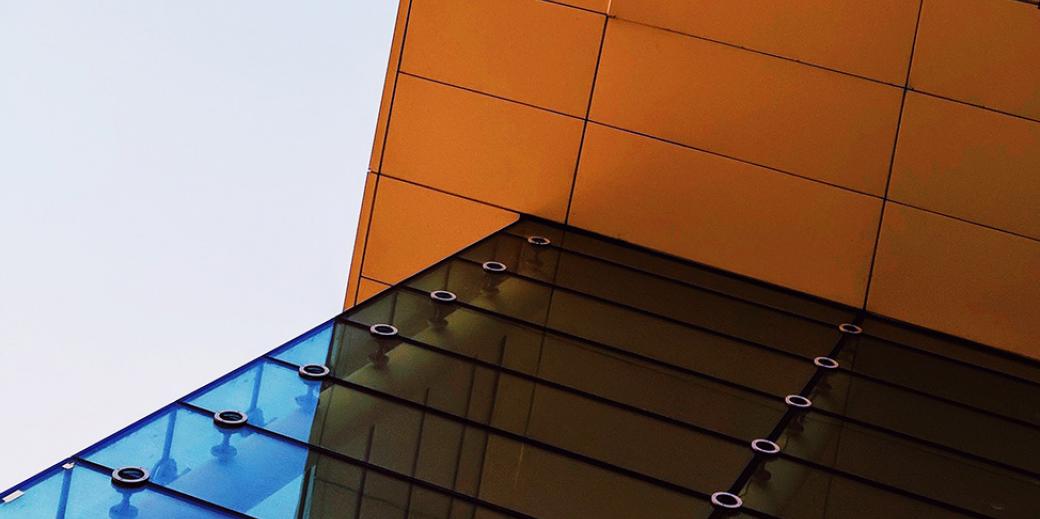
779;411;1040;518
839;335;1040;426
349;290;787;439
463;232;842;359
809;371;1040;474
861;316;1040;384
406;263;816;396
739;456;970;518
0;465;230;518
301;383;711;519
505;220;856;325
274;326;752;494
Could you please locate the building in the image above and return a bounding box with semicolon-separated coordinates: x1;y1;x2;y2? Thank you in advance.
2;0;1039;517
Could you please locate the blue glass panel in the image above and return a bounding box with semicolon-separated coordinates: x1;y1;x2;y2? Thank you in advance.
0;464;230;519
187;360;321;443
82;406;310;519
271;321;335;367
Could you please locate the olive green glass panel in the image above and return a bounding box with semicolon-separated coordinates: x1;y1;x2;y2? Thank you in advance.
406;261;817;396
809;370;1040;474
778;411;1040;518
306;383;713;519
838;335;1040;426
461;232;842;359
861;316;1040;384
350;290;787;440
505;220;857;325
738;456;969;519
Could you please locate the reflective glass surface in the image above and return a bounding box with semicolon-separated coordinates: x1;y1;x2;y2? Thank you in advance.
405;263;818;397
8;217;1040;518
0;464;231;519
778;411;1040;518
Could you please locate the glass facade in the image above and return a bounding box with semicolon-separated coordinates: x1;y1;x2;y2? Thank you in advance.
3;218;1039;518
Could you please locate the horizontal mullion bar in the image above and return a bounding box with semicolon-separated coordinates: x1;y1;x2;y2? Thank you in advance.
262;355;721;506
449;254;816;364
70;457;257;519
497;228;842;330
393;283;784;401
175;401;537;519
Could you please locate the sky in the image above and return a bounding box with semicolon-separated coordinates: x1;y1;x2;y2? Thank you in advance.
0;1;397;492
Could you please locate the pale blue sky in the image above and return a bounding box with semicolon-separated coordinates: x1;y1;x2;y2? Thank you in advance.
0;1;396;490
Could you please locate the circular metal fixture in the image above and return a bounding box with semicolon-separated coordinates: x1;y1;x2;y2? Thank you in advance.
710;491;743;509
213;410;248;428
369;323;399;337
430;290;457;303
785;394;813;409
298;364;330;380
838;323;863;335
111;466;150;488
481;261;507;273
527;236;551;246
813;356;840;369
750;438;781;455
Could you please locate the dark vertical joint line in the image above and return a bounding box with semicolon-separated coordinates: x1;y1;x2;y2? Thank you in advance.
563;15;609;225
861;0;924;310
355;0;415;306
402;388;431;516
351;425;377;518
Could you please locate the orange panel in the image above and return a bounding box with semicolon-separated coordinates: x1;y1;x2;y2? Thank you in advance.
356;277;391;304
570;123;882;306
591;20;903;196
344;172;380;308
369;0;412;172
890;93;1040;240
911;0;1040;120
381;75;584;221
868;204;1040;358
610;0;920;85
362;177;518;284
555;0;609;12
401;0;604;116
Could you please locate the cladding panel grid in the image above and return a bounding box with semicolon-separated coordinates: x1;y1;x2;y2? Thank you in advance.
349;0;1040;356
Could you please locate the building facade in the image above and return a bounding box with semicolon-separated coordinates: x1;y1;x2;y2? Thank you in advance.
3;1;1040;517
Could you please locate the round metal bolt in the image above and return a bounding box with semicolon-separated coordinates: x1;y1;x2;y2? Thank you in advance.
710;491;743;509
785;394;813;408
838;323;863;335
750;438;781;455
481;261;507;273
813;356;840;369
298;364;330;380
430;290;457;303
213;410;248;428
369;323;398;337
111;467;150;488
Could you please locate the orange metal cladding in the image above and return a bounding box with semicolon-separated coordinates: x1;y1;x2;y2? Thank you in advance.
347;0;1040;358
